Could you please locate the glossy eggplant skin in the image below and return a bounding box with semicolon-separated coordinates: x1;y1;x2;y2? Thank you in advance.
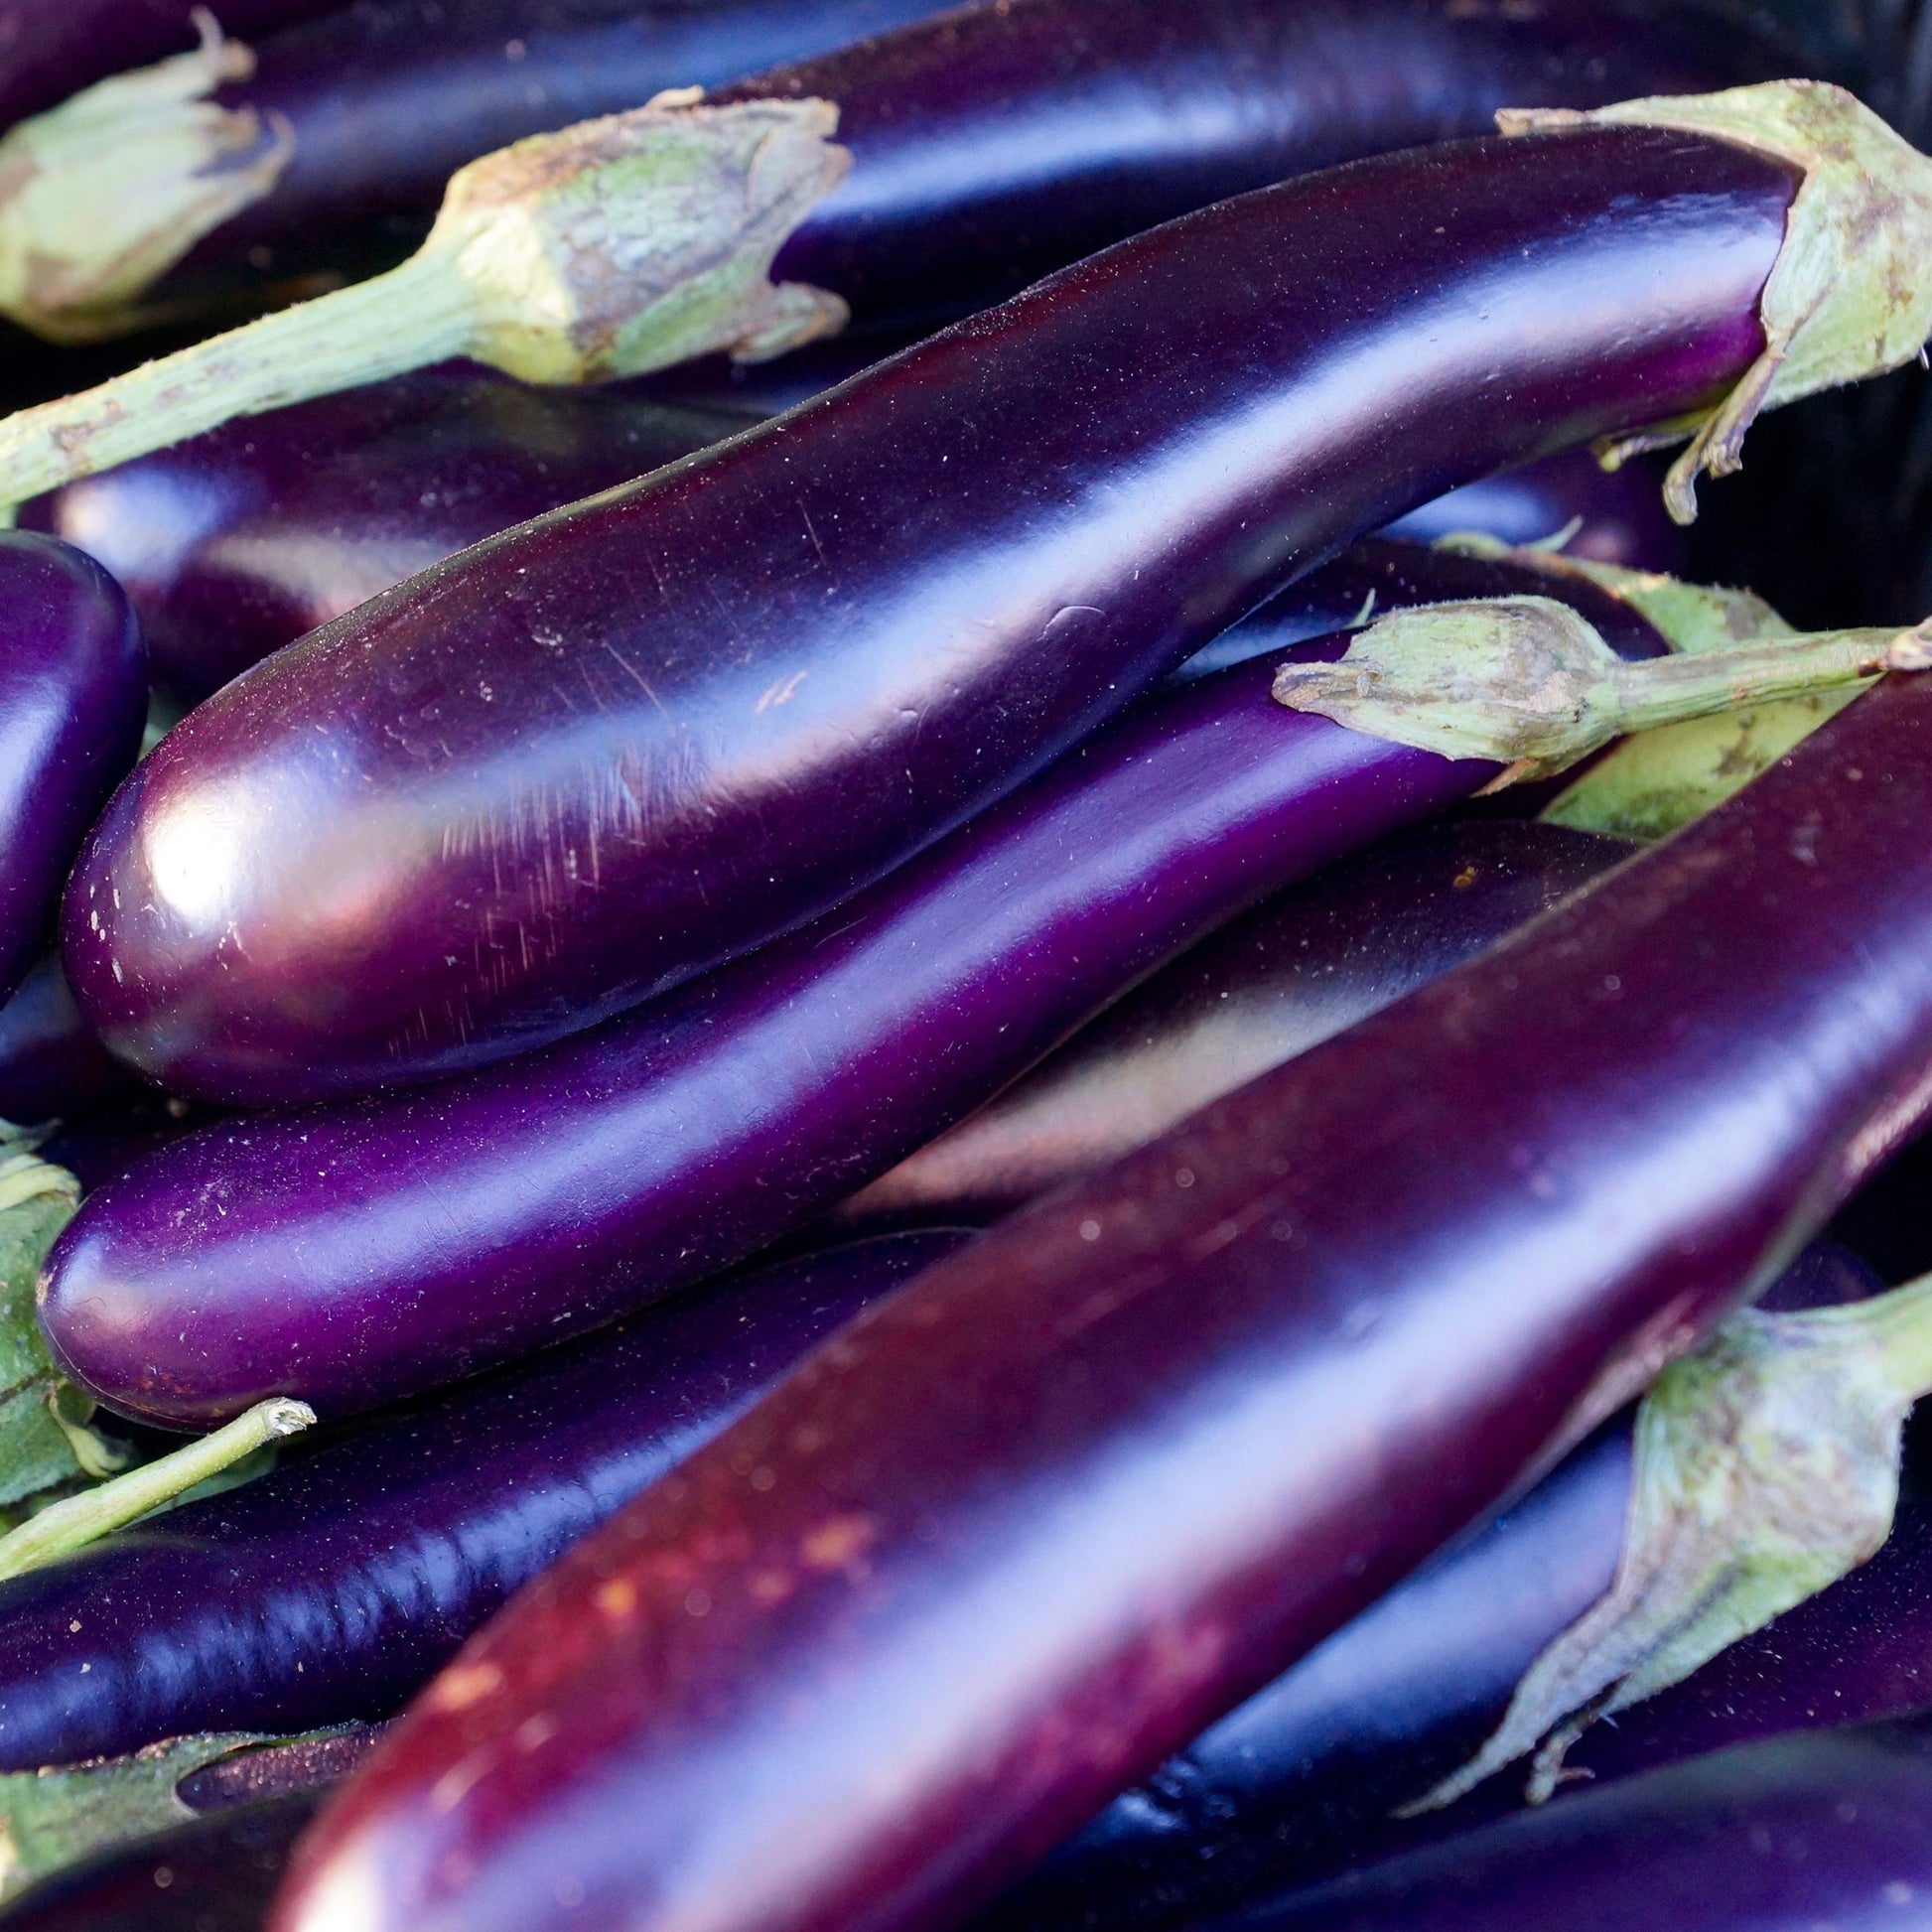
0;1231;965;1773
844;819;1634;1225
272;677;1932;1932
0;952;134;1126
17;407;1677;707
19;373;754;702
0;0;340;135
40;536;1680;1429
1215;1718;1932;1932
0;1793;317;1932
63;127;1795;1105
0;532;144;1006
723;0;1787;336
161;0;968;302
979;1244;1879;1932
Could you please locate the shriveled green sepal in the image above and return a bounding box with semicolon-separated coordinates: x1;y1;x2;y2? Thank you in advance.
0;12;292;344
1500;80;1932;522
1270;594;1927;782
1401;1275;1932;1815
0;88;850;510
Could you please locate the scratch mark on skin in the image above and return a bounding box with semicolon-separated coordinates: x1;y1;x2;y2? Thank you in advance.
800;501;828;568
600;641;668;717
755;670;809;713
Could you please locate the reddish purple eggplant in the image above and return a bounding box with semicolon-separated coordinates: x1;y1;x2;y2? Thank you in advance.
843;818;1634;1226
19;372;755;701
0;953;134;1127
59;100;1839;1105
1204;1716;1932;1932
4;0;1790;346
0;532;143;1006
271;670;1932;1932
35;532;1711;1429
981;1245;1885;1932
0;1230;964;1772
0;0;341;135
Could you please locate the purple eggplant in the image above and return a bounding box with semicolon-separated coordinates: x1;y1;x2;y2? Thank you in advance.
0;953;134;1127
1202;1716;1932;1932
270;666;1932;1932
58;102;1824;1105
0;1230;964;1772
6;0;1789;345
979;1245;1883;1932
35;532;1708;1429
842;818;1634;1227
19;372;755;701
0;532;143;1006
0;0;341;135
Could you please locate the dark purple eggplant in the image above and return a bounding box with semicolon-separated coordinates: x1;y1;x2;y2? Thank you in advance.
16;381;1677;705
20;371;755;701
269;668;1932;1932
0;532;143;1006
56;97;1852;1104
978;1245;1885;1932
0;954;133;1127
0;1230;964;1771
842;818;1635;1227
39;533;1734;1429
0;0;1792;346
1198;1716;1932;1932
0;1792;316;1932
0;0;340;135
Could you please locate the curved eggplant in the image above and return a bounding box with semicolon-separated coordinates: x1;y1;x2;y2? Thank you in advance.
36;534;1704;1430
20;373;755;701
1203;1717;1932;1932
0;954;133;1128
60;110;1809;1104
270;668;1932;1932
843;818;1634;1225
0;1231;965;1773
5;0;1790;345
0;532;143;1006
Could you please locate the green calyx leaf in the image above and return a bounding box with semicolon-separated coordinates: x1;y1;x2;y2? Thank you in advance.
1502;80;1932;523
1400;1278;1932;1817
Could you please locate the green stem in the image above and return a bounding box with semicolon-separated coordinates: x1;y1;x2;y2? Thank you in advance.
0;1397;314;1581
1608;627;1918;734
1810;1271;1932;1405
0;251;474;506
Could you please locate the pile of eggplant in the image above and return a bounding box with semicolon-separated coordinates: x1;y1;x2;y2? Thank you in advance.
9;0;1932;1927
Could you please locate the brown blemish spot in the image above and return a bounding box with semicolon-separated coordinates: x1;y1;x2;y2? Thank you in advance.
800;1514;877;1575
429;1659;505;1713
596;1578;639;1618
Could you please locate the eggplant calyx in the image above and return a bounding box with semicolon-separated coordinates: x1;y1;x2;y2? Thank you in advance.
1501;80;1932;524
0;1395;315;1584
0;9;292;345
1270;596;1927;783
0;92;849;513
1399;1278;1932;1817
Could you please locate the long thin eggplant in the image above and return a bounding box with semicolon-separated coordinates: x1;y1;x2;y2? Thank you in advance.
981;1244;1890;1932
58;84;1926;1104
0;0;1793;345
0;1230;964;1771
0;533;143;1006
20;373;755;701
841;818;1634;1226
16;371;1678;702
33;546;1620;1424
1203;1716;1932;1932
269;669;1932;1932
